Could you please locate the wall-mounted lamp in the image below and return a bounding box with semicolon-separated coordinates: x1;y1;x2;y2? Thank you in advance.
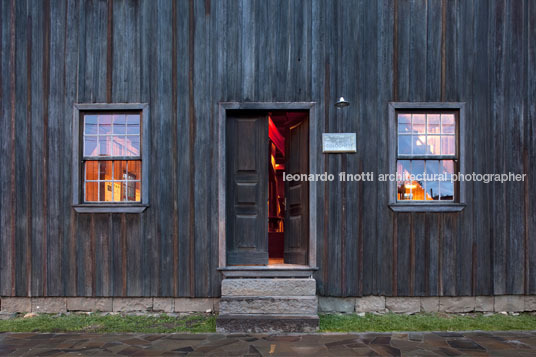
335;97;349;108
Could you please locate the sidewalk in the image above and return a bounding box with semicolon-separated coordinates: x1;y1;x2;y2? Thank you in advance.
1;330;536;356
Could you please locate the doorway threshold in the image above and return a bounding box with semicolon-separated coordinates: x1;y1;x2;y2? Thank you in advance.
218;265;318;278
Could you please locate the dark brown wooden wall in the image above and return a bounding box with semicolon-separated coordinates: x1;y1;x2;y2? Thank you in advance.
0;0;534;297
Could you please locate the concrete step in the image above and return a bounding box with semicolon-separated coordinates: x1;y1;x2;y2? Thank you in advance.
221;278;316;297
216;314;319;333
219;296;318;315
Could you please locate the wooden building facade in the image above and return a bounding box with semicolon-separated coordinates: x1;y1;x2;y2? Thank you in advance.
0;0;535;300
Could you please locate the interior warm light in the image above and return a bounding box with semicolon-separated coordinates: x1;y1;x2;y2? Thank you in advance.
405;184;416;189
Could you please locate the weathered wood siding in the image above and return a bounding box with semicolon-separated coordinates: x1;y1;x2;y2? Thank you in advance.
0;0;534;297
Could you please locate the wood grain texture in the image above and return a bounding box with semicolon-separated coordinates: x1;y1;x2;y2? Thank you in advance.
0;0;534;298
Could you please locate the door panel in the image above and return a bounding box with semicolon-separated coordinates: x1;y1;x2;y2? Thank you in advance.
226;113;269;265
284;118;309;265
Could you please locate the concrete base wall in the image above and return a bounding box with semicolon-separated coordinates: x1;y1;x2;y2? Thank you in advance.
1;295;535;314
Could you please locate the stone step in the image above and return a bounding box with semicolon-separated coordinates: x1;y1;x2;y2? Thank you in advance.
216;314;319;333
221;278;316;297
219;296;318;315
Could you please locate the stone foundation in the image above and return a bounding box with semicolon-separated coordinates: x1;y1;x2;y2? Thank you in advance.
1;295;535;314
320;295;536;314
0;297;219;314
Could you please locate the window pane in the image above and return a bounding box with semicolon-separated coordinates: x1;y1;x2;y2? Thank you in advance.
398;114;411;133
99;136;111;156
112;115;126;134
85;182;99;202
413;135;426;155
441;160;455;180
427;114;440;134
127;160;141;179
84;136;98;156
127;181;141;202
397;160;411;200
398;135;411;155
427;135;440;155
100;181;114;201
126;115;140;135
440;160;455;200
412;114;426;134
85;161;99;180
99;161;113;180
112;136;126;156
113;160;128;180
425;160;440;200
411;160;426;200
441;135;455;155
441;114;455;134
112;181;123;202
125;136;140;156
98;115;112;134
84;115;97;134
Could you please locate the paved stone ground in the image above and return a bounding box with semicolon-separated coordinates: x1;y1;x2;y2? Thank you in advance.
1;331;536;356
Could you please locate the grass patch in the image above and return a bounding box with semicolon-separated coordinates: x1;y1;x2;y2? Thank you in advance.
319;312;536;332
0;313;216;333
2;312;535;333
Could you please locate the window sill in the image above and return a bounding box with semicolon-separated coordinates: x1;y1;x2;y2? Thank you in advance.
73;204;148;213
389;203;465;213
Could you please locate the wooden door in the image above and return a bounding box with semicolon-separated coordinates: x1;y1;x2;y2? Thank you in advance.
226;113;269;265
284;118;309;265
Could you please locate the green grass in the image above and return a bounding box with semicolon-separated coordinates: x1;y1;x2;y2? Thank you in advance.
1;312;535;333
0;313;216;333
319;312;536;332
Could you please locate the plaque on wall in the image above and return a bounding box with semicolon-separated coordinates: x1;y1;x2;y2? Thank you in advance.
322;133;357;153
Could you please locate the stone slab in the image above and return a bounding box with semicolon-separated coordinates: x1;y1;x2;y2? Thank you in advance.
32;298;67;313
318;297;355;313
153;298;174;312
221;278;316;296
475;296;494;312
494;295;524;312
355;296;386;313
439;297;475;313
1;298;31;312
386;297;420;314
113;298;153;312
525;296;536;311
220;296;318;315
66;298;112;312
216;314;318;333
174;298;214;312
420;297;439;312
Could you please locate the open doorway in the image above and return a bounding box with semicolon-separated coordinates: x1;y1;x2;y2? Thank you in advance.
222;103;315;269
268;111;309;265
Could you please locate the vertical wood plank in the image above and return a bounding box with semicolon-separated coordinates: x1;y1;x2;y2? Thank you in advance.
491;0;507;295
376;0;394;296
0;0;16;296
14;0;29;297
46;0;66;296
528;0;536;294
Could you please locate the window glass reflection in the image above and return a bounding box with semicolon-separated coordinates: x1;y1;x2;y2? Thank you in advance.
427;114;440;134
412;114;426;134
398;135;411;155
441;114;455;134
398;114;411;133
413;135;426;155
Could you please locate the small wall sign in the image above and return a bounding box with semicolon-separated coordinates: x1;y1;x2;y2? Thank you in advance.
322;133;357;153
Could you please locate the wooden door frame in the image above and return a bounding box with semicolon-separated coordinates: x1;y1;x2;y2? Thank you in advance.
217;102;318;270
